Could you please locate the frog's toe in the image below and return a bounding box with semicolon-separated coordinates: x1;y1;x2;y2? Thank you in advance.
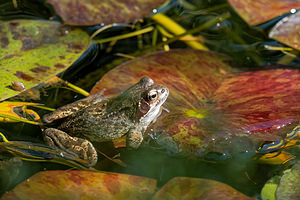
74;139;98;166
127;130;143;148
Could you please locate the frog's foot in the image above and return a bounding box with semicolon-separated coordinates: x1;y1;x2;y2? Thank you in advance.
44;128;98;166
127;128;144;148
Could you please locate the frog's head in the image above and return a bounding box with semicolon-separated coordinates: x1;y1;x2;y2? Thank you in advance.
128;77;169;125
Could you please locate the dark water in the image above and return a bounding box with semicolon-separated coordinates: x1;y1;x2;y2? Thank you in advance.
0;0;299;198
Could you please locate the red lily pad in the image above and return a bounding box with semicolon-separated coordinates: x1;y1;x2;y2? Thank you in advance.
227;0;300;25
269;12;300;51
90;50;300;157
1;170;157;200
46;0;166;26
153;177;254;200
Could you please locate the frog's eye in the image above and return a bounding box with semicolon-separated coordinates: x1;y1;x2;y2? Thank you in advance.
147;90;158;102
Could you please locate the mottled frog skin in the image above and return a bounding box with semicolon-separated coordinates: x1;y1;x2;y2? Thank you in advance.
43;77;169;166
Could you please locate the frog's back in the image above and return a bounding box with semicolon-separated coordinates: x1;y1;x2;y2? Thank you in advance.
58;100;135;142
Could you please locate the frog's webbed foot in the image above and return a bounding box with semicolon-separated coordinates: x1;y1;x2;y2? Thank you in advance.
127;128;144;148
44;128;98;166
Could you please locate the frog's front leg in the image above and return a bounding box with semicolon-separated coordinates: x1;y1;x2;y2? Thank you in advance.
44;128;98;166
126;127;145;148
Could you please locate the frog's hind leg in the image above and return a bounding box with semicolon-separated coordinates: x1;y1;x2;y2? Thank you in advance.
44;128;98;166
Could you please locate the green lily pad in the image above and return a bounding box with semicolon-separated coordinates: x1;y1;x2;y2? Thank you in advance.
1;170;157;200
269;12;300;51
46;0;166;26
90;49;300;158
0;20;89;101
227;0;300;25
153;177;254;200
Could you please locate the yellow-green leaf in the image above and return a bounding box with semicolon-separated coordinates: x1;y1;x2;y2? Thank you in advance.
0;20;89;100
0;101;40;125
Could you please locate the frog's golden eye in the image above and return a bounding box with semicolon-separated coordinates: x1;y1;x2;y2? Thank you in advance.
148;90;158;102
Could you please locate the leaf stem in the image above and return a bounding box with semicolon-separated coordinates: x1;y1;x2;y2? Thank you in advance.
151;13;208;50
93;26;154;44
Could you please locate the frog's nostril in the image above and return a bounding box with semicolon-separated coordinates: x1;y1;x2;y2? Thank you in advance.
161;89;165;94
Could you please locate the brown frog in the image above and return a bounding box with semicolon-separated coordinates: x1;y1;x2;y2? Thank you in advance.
43;77;169;166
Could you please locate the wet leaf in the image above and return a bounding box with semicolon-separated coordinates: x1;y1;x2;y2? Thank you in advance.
227;0;300;25
269;12;300;51
46;0;166;26
261;162;300;200
90;49;300;158
153;177;254;200
0;101;40;125
0;131;90;170
276;162;300;200
0;20;89;100
13;76;65;101
2;170;157;200
256;151;296;165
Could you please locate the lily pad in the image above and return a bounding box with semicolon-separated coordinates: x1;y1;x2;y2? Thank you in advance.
46;0;166;26
1;170;157;200
90;49;300;157
0;20;89;101
227;0;300;25
269;12;300;51
153;177;254;200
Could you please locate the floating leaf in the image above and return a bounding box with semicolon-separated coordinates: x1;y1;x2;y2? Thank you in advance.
2;170;157;200
227;0;300;25
0;20;89;100
91;50;300;158
46;0;166;26
153;177;254;200
269;12;300;51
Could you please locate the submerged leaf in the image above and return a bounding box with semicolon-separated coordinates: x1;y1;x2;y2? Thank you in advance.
0;132;90;170
227;0;300;25
0;20;89;100
46;0;166;26
153;177;254;200
0;101;40;125
269;12;300;51
2;170;157;200
261;175;280;200
91;50;300;158
276;162;300;200
261;162;300;200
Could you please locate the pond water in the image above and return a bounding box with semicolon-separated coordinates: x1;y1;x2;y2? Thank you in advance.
0;0;300;199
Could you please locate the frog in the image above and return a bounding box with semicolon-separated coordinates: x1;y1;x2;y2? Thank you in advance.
42;77;169;166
